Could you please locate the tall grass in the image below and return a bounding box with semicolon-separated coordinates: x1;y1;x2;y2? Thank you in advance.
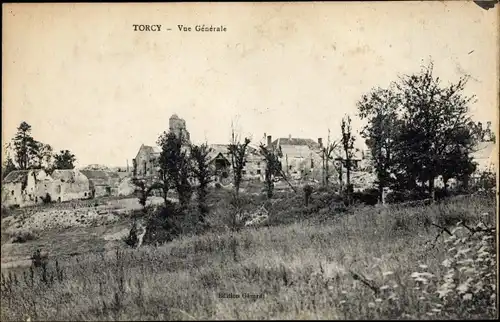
1;195;496;320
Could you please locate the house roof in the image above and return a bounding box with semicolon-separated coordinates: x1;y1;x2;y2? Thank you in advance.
51;169;88;183
208;144;231;161
272;138;320;149
80;170;121;186
3;170;30;184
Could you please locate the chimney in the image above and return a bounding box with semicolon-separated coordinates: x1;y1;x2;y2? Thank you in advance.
267;135;272;148
318;138;323;148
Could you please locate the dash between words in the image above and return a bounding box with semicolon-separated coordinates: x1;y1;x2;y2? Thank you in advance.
132;24;227;32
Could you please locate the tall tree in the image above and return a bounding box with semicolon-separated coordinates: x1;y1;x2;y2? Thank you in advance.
259;143;282;199
53;150;76;169
357;86;400;202
394;61;476;200
12;122;37;170
227;126;251;262
321;129;341;187
340;114;356;204
157;131;192;208
190;143;213;223
228;132;251;198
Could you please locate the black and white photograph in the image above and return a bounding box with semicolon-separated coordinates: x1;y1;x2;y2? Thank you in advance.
1;2;498;320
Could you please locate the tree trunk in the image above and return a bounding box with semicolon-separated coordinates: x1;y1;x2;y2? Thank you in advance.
429;176;436;202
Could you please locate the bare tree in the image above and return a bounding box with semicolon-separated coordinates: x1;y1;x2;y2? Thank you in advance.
341;114;356;204
227;125;251;261
259;143;283;199
321;129;341;187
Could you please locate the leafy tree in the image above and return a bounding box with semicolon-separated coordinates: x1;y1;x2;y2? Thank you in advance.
357;86;401;202
340;114;356;204
190;143;213;223
2;143;17;179
131;177;159;210
394;62;477;200
53;150;76;169
12;122;38;170
157;131;192;208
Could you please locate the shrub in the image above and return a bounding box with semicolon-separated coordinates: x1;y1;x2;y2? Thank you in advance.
123;221;139;248
352;188;379;206
303;185;313;206
10;230;38;243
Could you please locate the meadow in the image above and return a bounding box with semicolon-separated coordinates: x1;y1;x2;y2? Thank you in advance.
0;189;497;321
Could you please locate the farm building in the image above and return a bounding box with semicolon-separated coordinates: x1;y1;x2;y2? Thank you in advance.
1;169;91;208
80;170;122;198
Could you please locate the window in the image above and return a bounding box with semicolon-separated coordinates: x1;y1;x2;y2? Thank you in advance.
257;162;260;167
257;169;261;175
242;170;247;175
289;165;292;170
311;159;314;169
11;190;14;196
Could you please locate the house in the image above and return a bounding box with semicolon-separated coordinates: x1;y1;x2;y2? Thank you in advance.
207;144;232;183
80;170;122;198
50;170;93;202
132;114;192;179
132;144;161;178
2;169;91;208
206;144;267;183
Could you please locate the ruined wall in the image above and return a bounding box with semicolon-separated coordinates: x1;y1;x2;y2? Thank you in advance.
55;173;91;202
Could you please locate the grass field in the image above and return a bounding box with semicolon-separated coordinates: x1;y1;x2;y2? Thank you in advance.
0;192;497;320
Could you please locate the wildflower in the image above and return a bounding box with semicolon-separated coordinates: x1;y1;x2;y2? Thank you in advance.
463;293;473;301
419;272;434;278
419;264;428;269
380;285;390;291
441;259;452;267
382;271;394;277
339;300;346;304
431;308;441;313
375;298;382;303
436;289;451;298
414;277;429;284
368;302;376;308
418;296;425;300
457;282;470;294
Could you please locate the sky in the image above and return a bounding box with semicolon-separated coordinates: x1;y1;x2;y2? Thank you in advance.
2;2;498;167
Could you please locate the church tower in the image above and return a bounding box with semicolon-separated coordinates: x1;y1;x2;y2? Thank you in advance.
169;114;191;144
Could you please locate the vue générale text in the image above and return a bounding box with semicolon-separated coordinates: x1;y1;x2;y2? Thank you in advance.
132;25;227;32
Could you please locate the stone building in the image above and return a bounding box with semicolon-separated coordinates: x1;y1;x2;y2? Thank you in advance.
80;170;123;198
132;114;191;179
206;144;266;183
2;169;91;208
133;144;161;178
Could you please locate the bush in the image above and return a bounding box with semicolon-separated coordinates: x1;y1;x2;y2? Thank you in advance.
123;221;139;248
385;189;430;204
352;188;379;206
10;230;38;243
